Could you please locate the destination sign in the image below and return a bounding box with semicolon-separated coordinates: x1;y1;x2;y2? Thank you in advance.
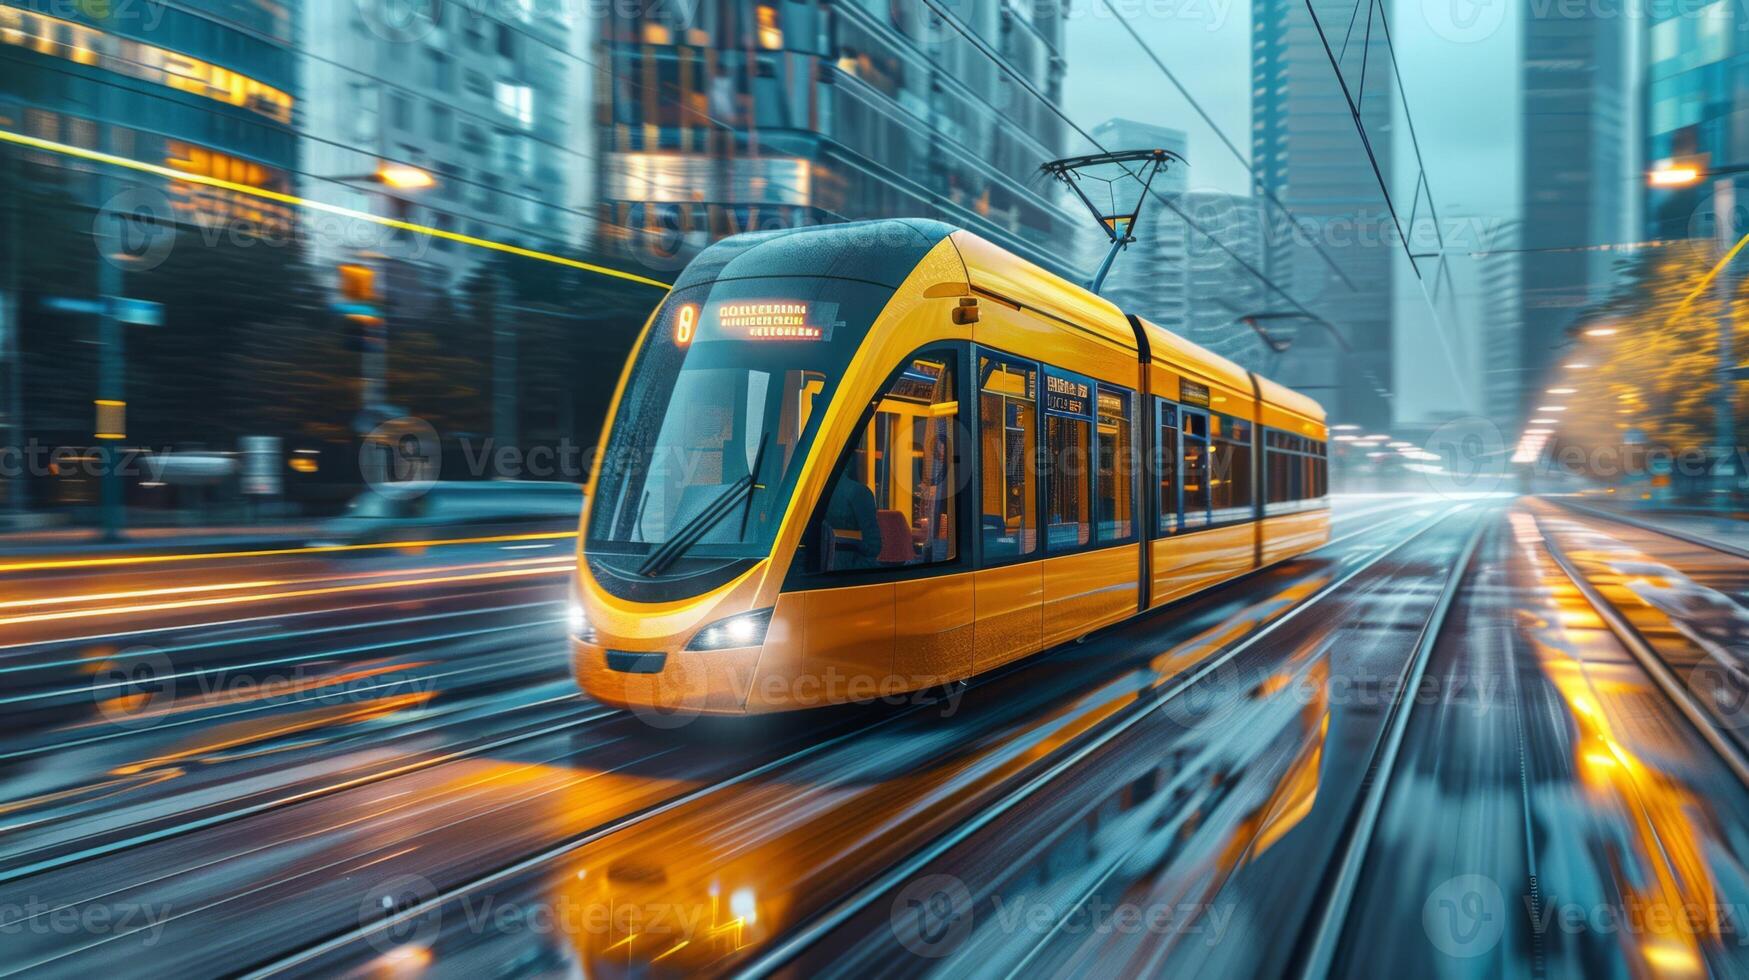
1044;368;1093;419
1179;378;1211;408
706;300;840;341
1096;389;1130;428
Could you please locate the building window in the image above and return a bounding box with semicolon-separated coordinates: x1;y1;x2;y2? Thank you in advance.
979;352;1037;560
388;91;412;131
495;81;534;126
429;49;452;92
497;22;515;58
429;104;452;143
499;130;526;177
349;82;378;144
1095;385;1134;543
820;354;958;571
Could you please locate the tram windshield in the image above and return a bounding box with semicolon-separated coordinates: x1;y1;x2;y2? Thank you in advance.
586;275;896;590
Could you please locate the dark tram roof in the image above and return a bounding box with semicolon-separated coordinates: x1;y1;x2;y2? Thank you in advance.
672;219;959;292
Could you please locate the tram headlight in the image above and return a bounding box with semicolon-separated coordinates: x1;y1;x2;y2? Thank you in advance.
567;600;597;644
686;607;774;651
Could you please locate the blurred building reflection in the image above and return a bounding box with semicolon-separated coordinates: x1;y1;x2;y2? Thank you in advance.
1644;1;1735;240
1181;190;1268;365
0;0;302;511
1251;0;1393;432
597;0;1076;274
301;0;587;291
1516;4;1627;430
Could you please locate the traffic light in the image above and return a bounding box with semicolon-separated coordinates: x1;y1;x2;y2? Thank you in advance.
341;310;385;353
335;263;383;352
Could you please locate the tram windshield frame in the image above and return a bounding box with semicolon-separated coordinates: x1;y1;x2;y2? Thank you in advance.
585;274;897;601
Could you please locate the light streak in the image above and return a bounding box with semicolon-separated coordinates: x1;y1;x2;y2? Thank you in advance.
0;128;670;290
0;556;569;611
0;529;578;574
0;565;565;627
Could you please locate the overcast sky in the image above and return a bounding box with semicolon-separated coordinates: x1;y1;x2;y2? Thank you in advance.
1060;0;1526;422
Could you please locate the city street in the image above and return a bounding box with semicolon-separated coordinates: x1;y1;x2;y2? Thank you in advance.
4;494;1749;975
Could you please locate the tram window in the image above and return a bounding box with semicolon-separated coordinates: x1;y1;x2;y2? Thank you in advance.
1181;410;1211;529
1095;385;1134;543
1042;366;1096;551
818;354;959;572
1209;413;1252;523
1045;414;1092;549
979;354;1038;560
1156;401;1179;534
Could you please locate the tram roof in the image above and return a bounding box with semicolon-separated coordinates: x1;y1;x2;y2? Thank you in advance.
673;219;958;291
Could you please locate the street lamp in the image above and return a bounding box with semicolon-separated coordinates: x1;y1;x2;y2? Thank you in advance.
374;163;436;190
327;163;438;430
1648;163;1702;187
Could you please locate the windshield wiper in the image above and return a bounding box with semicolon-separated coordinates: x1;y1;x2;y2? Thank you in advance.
638;434;770;578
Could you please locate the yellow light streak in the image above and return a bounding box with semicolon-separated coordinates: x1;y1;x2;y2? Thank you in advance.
1670;230;1749;319
0;564;565;626
0;128;670;290
0;529;578;574
0;555;568;610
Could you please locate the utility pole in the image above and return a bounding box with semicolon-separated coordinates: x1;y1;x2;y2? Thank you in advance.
1717;176;1738;507
3;145;21;515
95;82;125;542
491;271;517;455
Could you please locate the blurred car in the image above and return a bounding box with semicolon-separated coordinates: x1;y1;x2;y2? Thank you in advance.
312;481;584;546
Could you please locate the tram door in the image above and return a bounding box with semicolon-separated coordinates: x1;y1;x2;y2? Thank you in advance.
798;351;972;697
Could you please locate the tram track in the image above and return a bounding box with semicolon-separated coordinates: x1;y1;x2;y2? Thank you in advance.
1;501;1420;875
1289;517;1488;976
1546;497;1749;562
0;501;1447;976
725;504;1481;978
1534;514;1749;788
186;503;1450;977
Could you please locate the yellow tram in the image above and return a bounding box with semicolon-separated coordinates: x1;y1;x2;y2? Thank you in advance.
571;219;1329;715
